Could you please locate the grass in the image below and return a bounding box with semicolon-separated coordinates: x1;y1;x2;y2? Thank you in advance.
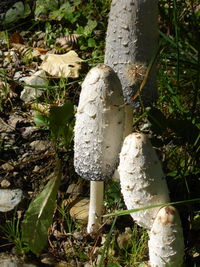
0;0;199;265
0;215;29;255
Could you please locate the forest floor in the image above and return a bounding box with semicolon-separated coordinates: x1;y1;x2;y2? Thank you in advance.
0;1;200;267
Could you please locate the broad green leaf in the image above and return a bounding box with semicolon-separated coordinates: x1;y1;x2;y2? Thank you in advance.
22;161;61;254
4;2;24;24
3;1;31;24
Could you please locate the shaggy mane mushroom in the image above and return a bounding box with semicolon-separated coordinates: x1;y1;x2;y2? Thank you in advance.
74;64;125;233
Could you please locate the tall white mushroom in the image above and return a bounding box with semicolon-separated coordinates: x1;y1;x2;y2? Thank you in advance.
105;0;158;137
148;206;184;266
74;64;125;233
118;133;170;230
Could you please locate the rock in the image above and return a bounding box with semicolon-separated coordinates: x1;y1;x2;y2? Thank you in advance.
1;162;14;171
0;253;37;267
30;140;50;151
0;189;23;212
69;198;89;223
20;70;48;102
55;262;73;267
32;165;40;173
40;253;57;265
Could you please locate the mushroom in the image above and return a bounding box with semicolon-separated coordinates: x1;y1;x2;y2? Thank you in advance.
105;0;158;140
74;64;125;233
118;133;170;230
148;206;184;266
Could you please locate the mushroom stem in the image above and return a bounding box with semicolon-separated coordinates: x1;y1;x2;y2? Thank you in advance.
87;181;104;234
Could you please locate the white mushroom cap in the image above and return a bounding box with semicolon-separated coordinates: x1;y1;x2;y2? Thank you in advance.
118;133;170;229
148;206;184;266
74;64;125;181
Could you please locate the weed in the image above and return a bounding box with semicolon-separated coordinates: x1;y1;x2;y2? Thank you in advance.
0;70;11;111
128;225;148;266
104;180;125;211
0;214;29;254
57;204;75;233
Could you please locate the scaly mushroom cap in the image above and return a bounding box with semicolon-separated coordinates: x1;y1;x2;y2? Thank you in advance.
148;206;184;266
74;64;125;181
118;133;170;229
105;0;158;105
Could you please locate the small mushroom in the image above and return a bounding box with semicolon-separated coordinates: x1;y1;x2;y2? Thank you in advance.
118;133;170;230
148;206;184;266
74;64;125;233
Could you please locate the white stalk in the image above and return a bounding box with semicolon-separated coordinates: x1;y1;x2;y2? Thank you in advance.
118;133;170;230
87;181;104;233
149;206;184;266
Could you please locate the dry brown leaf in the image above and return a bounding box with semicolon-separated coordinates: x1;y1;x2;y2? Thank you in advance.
40;50;83;78
55;34;82;47
9;32;24;44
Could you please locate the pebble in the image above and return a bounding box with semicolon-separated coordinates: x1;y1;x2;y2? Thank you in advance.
1;162;14;171
0;189;23;212
0;179;11;188
0;253;37;267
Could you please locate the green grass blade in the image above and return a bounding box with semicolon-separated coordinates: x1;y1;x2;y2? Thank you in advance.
103;198;200;217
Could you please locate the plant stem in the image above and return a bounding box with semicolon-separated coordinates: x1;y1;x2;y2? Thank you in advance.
87;181;104;234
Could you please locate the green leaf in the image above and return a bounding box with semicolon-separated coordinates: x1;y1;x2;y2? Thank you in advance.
49;101;74;145
35;0;59;19
33;112;49;127
22;161;61;254
88;38;96;47
167;118;200;145
147;107;167;134
84;19;97;36
4;1;24;24
23;3;31;18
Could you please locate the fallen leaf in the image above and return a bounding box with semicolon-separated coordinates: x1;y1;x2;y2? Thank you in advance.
35;47;48;54
40;50;83;78
10;32;24;44
55;34;82;47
